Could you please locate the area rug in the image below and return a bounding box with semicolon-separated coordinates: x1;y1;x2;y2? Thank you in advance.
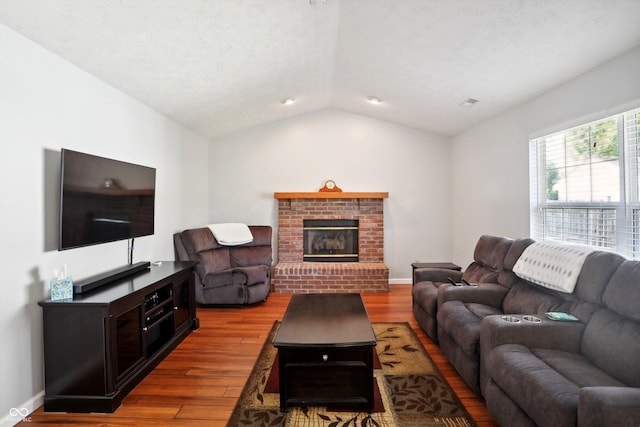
227;322;476;427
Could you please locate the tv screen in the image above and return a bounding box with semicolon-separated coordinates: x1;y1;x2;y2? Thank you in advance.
59;149;156;250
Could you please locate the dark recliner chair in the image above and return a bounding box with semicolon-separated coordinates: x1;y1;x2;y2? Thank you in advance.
174;225;272;306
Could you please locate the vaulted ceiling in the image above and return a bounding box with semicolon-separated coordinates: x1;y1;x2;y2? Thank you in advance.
2;0;640;139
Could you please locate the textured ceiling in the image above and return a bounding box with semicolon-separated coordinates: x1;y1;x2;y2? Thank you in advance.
1;0;640;139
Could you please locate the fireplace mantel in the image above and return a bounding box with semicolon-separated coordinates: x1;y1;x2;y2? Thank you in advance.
274;192;388;199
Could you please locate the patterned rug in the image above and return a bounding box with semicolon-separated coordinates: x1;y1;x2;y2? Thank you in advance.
227;322;476;427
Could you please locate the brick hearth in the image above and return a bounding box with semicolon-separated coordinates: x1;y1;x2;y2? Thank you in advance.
273;192;389;293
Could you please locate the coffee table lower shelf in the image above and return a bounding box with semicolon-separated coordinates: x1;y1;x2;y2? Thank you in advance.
278;346;375;412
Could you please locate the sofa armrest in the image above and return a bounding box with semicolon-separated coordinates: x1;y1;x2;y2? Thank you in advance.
437;282;509;307
234;265;269;286
578;387;640;427
414;268;462;284
480;315;585;354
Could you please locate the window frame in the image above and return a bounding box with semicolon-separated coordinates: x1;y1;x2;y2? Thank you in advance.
530;107;640;259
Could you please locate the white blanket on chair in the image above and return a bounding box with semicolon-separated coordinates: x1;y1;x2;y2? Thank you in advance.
513;240;593;293
208;223;253;246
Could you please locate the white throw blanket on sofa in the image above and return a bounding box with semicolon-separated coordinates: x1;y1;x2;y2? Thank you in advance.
513;240;594;293
208;223;253;246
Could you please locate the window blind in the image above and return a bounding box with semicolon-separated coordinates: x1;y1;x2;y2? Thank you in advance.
530;107;640;259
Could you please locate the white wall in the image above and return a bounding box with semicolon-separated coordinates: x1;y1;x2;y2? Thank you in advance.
451;45;640;266
208;109;453;281
0;25;209;426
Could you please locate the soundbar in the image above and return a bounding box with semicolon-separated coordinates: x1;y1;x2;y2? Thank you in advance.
73;261;151;294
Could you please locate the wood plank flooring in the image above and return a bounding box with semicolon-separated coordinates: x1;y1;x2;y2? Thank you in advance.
22;284;498;426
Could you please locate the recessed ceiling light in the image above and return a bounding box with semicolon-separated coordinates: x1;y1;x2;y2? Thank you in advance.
460;98;479;108
309;0;327;4
281;97;296;106
366;96;382;105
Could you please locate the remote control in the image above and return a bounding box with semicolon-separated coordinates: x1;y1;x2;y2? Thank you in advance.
447;277;462;286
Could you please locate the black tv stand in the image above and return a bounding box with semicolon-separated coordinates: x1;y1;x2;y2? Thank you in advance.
39;261;198;413
73;261;151;294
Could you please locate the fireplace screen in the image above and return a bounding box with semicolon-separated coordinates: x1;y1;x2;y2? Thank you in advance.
303;219;359;262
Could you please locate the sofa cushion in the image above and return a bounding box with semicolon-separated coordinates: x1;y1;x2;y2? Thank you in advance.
545;250;627;323
473;235;512;270
487;344;624;427
602;260;640;321
503;238;536;271
230;245;272;267
453;235;513;284
198;248;232;275
181;227;221;253
575;251;626;306
581;308;640;387
462;263;499;283
487;344;578;427
497;238;535;288
438;301;501;355
249;225;272;246
532;348;625;388
502;281;567;315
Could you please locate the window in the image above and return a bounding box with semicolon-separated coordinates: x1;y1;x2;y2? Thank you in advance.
530;107;640;259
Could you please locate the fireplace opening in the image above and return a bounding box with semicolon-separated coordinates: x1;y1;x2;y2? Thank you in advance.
303;219;358;262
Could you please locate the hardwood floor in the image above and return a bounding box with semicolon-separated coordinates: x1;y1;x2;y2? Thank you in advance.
22;284;498;426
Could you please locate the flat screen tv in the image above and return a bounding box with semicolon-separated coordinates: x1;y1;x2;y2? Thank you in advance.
59;149;156;251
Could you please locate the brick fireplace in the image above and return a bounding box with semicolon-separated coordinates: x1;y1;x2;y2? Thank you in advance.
273;191;389;293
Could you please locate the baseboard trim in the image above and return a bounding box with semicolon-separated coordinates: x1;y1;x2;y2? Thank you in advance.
1;390;43;427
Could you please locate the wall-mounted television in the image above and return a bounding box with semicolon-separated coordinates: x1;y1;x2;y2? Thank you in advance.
59;149;156;251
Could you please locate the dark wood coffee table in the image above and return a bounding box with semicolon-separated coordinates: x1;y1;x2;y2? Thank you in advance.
273;293;377;412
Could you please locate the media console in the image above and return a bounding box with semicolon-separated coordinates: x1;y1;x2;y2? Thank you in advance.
38;261;199;413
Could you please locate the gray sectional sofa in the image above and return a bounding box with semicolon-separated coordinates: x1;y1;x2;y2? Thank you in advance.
412;235;640;427
482;258;640;427
412;235;517;342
